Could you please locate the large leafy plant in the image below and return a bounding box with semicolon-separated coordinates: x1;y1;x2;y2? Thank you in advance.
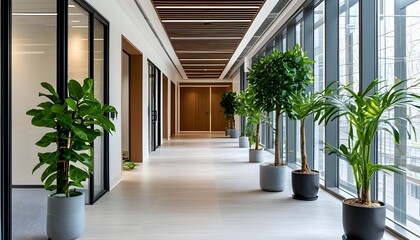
247;45;314;166
220;91;239;129
322;79;420;205
27;78;117;197
290;86;333;173
236;87;266;150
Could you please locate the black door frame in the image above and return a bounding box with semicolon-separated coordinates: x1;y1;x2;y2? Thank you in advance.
148;61;161;152
1;0;12;238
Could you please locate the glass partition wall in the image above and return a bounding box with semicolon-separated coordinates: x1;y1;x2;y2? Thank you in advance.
11;0;108;221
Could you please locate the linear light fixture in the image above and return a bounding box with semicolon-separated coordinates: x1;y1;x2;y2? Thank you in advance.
71;26;88;28
162;19;251;23
183;64;226;66
177;50;234;54
171;37;241;40
156;6;260;9
68;4;76;8
183;69;224;71
12;12;57;16
180;59;229;61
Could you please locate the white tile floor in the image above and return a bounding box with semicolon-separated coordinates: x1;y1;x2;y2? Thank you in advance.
81;132;401;240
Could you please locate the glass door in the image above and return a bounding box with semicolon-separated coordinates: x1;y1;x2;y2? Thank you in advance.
148;61;161;152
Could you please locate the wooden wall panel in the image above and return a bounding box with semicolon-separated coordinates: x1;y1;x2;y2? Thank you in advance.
163;74;169;139
180;87;196;131
195;87;210;131
171;81;176;136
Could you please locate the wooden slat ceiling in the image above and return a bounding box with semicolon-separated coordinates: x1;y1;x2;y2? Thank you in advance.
151;0;266;79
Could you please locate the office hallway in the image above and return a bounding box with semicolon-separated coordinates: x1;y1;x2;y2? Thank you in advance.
81;133;397;240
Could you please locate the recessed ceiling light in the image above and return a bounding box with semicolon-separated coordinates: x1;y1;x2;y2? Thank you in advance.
68;4;76;8
171;37;241;40
183;64;226;66
180;59;229;61
156;6;260;9
177;50;234;54
71;20;80;23
12;13;57;16
162;19;251;23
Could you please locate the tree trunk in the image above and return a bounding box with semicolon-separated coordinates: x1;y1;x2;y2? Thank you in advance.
300;120;310;173
274;107;281;166
255;122;260;150
56;129;67;194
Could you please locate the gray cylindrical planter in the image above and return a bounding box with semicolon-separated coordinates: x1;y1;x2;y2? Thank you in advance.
229;129;239;138
259;163;287;192
47;192;85;240
239;137;249;148
291;170;319;201
225;127;230;136
342;199;386;240
249;149;264;163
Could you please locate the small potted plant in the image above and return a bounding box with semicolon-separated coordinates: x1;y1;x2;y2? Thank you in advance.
236;91;250;148
247;45;314;191
289;86;332;200
321;79;419;240
220;91;239;138
26;78;117;239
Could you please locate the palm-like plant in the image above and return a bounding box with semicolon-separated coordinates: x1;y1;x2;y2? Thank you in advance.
290;86;333;173
322;79;420;205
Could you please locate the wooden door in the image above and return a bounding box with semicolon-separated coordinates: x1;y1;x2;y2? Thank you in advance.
180;87;196;131
211;87;228;131
195;87;210;131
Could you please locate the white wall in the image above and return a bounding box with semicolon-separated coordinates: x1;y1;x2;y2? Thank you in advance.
84;0;180;188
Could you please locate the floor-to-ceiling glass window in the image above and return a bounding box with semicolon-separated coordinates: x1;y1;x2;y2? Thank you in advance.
93;17;106;200
295;18;304;166
378;0;420;235
338;0;359;194
313;1;325;184
68;0;90;202
11;0;56;238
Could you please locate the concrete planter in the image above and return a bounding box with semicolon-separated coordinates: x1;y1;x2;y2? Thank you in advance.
259;163;287;192
249;149;264;163
342;199;386;240
229;129;239;138
47;192;85;240
239;137;249;148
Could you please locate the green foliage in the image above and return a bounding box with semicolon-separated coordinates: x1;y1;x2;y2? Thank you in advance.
220;91;239;128
247;45;314;165
27;78;117;197
322;79;420;204
123;161;138;170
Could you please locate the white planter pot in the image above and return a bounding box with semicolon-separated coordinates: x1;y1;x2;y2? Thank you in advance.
259;163;287;192
47;192;85;240
239;137;249;148
249;149;264;163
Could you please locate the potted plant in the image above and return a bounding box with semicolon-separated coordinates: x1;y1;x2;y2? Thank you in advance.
247;45;314;192
220;91;239;138
289;86;332;200
236;91;250;148
26;78;117;240
321;79;419;240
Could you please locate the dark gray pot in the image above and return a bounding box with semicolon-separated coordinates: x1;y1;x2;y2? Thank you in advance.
249;149;264;163
229;129;239;138
259;163;287;192
342;199;386;240
47;192;85;240
291;170;319;201
239;137;249;148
